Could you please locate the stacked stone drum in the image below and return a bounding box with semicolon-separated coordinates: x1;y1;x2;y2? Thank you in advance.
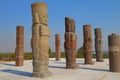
15;26;24;66
55;34;61;61
108;33;120;72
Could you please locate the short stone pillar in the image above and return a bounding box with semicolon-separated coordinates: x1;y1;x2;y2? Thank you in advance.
83;24;94;64
64;17;79;69
94;28;104;62
15;26;24;66
31;2;52;78
55;34;61;61
108;33;120;72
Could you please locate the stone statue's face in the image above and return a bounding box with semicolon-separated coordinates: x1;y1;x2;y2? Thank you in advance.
38;14;48;25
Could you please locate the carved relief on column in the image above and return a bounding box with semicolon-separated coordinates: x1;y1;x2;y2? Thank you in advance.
64;17;79;69
31;2;52;78
83;24;94;64
94;28;104;62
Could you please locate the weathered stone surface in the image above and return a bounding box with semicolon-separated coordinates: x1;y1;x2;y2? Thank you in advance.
83;25;94;64
15;26;24;66
108;33;120;72
94;28;104;62
64;17;79;69
65;17;75;33
31;2;52;78
55;34;61;61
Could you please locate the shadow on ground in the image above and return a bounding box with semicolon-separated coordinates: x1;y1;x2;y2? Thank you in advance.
80;67;109;72
2;63;15;66
49;66;66;69
0;69;32;77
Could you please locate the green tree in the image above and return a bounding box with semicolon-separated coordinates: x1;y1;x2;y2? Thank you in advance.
49;47;52;54
77;46;84;58
48;47;55;58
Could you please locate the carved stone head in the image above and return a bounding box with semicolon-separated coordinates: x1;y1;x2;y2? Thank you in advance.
65;17;76;33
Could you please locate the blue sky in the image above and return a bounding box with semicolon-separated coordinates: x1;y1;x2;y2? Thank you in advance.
0;0;120;53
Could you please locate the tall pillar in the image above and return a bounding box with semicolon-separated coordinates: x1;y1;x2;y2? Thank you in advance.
108;33;120;72
94;28;104;62
55;34;61;61
31;2;52;78
83;24;94;64
64;17;79;69
15;26;24;66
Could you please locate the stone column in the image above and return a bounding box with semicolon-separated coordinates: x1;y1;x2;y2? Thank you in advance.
64;17;79;69
108;33;120;72
31;2;52;78
83;25;94;64
55;34;61;61
94;28;104;62
15;26;24;66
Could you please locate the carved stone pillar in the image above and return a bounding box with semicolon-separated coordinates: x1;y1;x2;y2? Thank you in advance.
94;28;104;62
64;17;79;69
15;26;24;66
31;2;52;78
108;33;120;72
55;34;61;61
83;25;94;64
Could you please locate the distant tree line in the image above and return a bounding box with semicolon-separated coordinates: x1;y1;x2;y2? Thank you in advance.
0;47;109;61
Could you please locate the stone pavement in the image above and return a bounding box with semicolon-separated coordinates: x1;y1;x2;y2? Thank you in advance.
0;58;120;80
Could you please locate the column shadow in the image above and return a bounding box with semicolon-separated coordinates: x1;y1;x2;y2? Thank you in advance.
80;67;109;72
49;66;66;69
2;63;15;66
0;69;32;77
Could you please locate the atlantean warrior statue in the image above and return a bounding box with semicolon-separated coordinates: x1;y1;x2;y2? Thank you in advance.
108;33;120;72
31;2;52;78
64;17;79;69
83;25;94;64
94;28;104;62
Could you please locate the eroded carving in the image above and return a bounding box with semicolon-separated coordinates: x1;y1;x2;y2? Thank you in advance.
31;2;52;78
94;28;104;62
64;17;79;69
83;25;94;64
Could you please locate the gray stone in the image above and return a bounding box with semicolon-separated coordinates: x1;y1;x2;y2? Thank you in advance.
94;28;104;62
31;2;52;78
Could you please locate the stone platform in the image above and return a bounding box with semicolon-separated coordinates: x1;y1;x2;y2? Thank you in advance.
0;58;120;80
